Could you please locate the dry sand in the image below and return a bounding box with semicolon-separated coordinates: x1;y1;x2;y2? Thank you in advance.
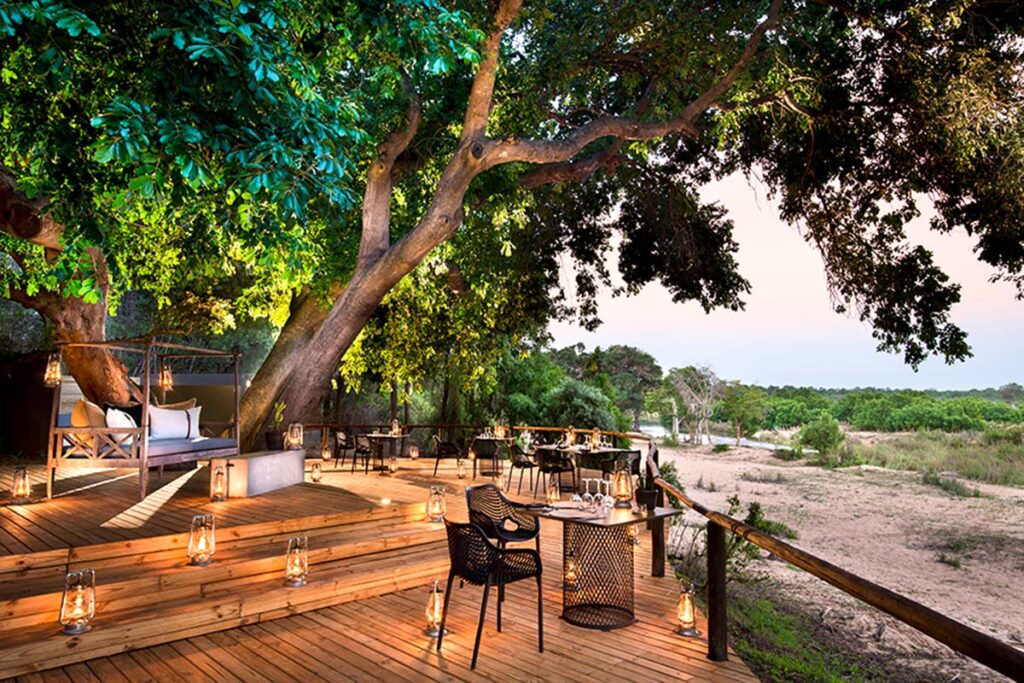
658;443;1024;682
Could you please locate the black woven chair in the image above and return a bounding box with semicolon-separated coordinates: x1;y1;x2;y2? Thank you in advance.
533;447;576;497
353;433;373;474
466;483;541;552
333;430;354;468
432;434;462;476
505;444;537;494
438;520;543;669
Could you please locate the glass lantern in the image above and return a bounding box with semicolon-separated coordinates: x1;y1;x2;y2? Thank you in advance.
409;445;420;460
320;440;332;463
390;419;401;436
158;361;174;391
187;514;215;566
494;424;506;440
285;422;303;450
311;462;323;483
59;569;96;635
43;352;62;388
563;550;579;591
284;536;309;587
456;460;467;479
590;430;601;449
467;448;476;461
427;486;446;522
210;466;227;502
545;478;560;505
611;465;634;508
677;581;700;636
425;579;446;636
387;456;398;475
11;466;31;504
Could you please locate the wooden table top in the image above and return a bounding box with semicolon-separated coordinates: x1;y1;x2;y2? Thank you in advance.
526;505;681;528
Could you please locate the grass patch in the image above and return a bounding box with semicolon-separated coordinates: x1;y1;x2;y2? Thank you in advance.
771;446;804;462
921;470;982;498
740;470;790;484
712;443;732;453
695;474;718;492
850;430;1024;487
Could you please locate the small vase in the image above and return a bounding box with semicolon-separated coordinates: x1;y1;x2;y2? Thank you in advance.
635;488;659;512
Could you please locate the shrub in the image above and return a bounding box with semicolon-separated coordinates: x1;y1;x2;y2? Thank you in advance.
771;445;804;462
797;413;844;454
712;443;732;453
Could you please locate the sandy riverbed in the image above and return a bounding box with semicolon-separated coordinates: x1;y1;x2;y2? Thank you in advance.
657;443;1024;682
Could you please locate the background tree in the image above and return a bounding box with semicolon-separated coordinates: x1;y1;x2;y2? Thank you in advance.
668;366;721;444
718;382;769;445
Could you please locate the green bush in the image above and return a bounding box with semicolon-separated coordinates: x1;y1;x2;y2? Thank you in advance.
797;413;844;454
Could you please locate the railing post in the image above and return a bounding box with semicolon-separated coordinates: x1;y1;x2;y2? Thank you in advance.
706;522;728;661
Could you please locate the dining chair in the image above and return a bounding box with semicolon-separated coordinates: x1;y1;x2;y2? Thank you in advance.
506;444;537;494
437;520;543;670
333;430;354;468
533;448;576;497
432;434;462;476
353;433;372;474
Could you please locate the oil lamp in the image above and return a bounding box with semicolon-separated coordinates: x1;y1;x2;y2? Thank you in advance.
456;460;467;479
677;581;700;636
427;486;446;522
611;464;634;508
564;426;576;446
187;514;215;566
43;352;62;387
390;419;401;436
467;448;476;461
590;430;601;449
425;579;446;636
387;456;398;475
545;479;560;505
285;422;303;450
320;440;332;462
284;536;309;587
158;360;174;391
494;424;506;440
311;463;323;483
10;466;31;504
409;445;420;460
210;466;227;502
627;523;640;546
59;569;96;635
563;550;579;591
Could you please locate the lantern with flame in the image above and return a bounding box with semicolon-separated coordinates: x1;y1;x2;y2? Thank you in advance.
590;430;601;449
564;426;576;446
284;536;309;587
563;550;579;591
320;436;332;462
10;466;31;504
626;523;640;547
43;352;62;388
494;424;506;440
676;581;700;636
545;479;560;505
311;462;323;483
425;579;447;636
59;569;96;635
390;419;401;436
611;464;634;508
427;486;446;522
210;466;227;502
285;423;304;450
187;514;215;566
409;445;420;460
467;448;476;461
456;459;467;479
387;456;398;475
158;360;174;392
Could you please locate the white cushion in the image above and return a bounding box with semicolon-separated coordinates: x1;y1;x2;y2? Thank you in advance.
105;408;137;446
149;405;201;440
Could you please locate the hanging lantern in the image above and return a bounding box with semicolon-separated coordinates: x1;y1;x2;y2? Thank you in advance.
545;478;560;505
611;465;634;508
311;462;323;483
158;360;174;391
427;486;446;522
58;569;96;635
425;579;447;637
390;419;401;436
10;466;31;504
677;581;700;636
563;550;579;591
284;536;309;587
409;445;420;460
591;430;601;449
210;466;227;502
387;456;399;475
187;514;215;566
285;423;304;450
43;352;62;387
456;459;467;479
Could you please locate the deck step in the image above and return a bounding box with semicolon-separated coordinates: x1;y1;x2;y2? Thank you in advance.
0;502;448;679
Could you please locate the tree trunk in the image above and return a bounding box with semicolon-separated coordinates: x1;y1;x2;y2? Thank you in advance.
735;423;742;447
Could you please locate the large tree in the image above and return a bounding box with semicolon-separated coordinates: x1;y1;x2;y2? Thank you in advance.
4;1;1023;451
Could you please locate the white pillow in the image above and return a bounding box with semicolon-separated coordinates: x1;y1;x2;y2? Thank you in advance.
105;408;137;446
149;405;201;439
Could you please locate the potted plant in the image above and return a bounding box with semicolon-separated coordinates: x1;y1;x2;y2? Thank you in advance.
265;401;286;450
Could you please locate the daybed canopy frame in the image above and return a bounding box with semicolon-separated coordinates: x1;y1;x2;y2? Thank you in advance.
46;336;241;500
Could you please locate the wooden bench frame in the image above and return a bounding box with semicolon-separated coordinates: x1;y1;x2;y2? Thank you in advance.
45;336;241;501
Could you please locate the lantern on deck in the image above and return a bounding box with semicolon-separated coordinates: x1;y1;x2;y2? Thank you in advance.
158;360;174;391
311;463;323;483
425;579;446;636
409;445;420;460
626;523;639;546
676;581;700;636
467;448;476;461
59;569;96;635
321;438;332;463
427;486;446;522
285;423;304;450
563;550;579;591
210;466;227;502
611;465;634;508
387;456;399;475
456;460;467;479
284;536;309;587
43;352;62;388
187;514;216;566
545;479;560;505
10;466;31;504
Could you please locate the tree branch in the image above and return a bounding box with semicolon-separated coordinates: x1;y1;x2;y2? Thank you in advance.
0;167;62;254
462;0;523;139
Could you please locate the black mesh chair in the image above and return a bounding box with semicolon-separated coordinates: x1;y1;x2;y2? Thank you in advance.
333;430;355;468
466;483;541;552
533;448;576;496
353;433;373;473
506;444;537;494
438;520;543;669
432;434;462;476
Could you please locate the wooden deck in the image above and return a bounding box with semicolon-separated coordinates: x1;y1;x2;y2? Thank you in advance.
0;458;757;682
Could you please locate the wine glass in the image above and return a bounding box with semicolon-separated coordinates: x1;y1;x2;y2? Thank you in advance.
571;488;583;510
581;479;594;511
593;479;605;509
602;480;615;514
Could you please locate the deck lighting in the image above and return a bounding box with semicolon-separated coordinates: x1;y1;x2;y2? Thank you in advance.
311;463;323;483
677;581;700;636
427;486;446;522
10;466;31;504
210;466;227;502
284;536;309;587
59;569;96;635
43;353;62;387
285;423;304;450
611;465;634;508
187;514;216;566
425;579;447;636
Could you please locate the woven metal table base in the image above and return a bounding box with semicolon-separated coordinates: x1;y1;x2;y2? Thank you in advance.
562;521;634;630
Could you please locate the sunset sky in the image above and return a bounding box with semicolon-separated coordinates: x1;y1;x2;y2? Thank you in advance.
549;174;1024;390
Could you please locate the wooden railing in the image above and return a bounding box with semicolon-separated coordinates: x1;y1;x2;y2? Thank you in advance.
652;476;1024;681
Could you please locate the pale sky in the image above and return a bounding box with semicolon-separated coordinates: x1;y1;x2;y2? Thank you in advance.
549;173;1024;390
